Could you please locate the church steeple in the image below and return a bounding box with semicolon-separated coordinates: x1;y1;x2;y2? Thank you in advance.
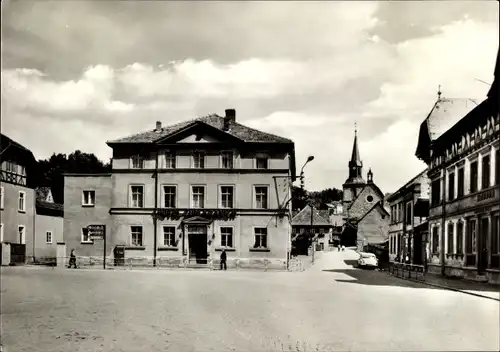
346;125;364;184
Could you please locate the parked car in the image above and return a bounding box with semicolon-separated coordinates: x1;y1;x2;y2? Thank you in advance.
357;252;378;269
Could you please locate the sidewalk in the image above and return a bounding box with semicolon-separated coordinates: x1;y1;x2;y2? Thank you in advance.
388;270;500;301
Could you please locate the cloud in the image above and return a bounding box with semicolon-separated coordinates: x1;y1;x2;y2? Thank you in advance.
1;2;498;193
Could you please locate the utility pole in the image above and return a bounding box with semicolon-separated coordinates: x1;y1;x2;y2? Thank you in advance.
310;202;315;264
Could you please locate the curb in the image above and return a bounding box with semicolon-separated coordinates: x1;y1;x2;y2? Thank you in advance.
387;273;500;302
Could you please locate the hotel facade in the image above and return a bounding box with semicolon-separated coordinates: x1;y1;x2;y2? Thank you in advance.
415;48;499;284
64;110;296;269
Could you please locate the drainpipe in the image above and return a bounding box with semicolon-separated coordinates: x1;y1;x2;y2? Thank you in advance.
153;149;159;267
441;170;446;276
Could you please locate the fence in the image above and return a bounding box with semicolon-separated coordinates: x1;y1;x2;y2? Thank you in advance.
57;256;298;272
387;262;426;281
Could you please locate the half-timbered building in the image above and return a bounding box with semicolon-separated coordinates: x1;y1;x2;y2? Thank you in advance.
415;48;500;284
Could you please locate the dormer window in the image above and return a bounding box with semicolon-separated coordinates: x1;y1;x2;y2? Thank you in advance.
193;152;205;169
131;155;144;169
256;157;268;169
221;151;233;169
165;151;176;169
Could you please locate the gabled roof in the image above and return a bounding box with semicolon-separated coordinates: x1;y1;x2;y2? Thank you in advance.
348;183;385;211
36;187;52;203
387;168;428;202
292;205;331;226
106;114;293;145
357;201;390;223
415;97;477;163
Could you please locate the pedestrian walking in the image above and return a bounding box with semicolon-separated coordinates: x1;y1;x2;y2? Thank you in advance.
220;249;227;271
68;249;77;268
341;245;345;252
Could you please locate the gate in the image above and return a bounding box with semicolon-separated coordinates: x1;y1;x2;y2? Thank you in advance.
10;244;26;264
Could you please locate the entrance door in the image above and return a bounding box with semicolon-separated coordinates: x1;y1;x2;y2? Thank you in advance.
478;218;489;274
188;226;208;264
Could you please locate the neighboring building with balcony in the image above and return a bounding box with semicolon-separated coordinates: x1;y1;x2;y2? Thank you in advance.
387;169;430;266
64;109;296;269
416;48;499;284
342;129;390;250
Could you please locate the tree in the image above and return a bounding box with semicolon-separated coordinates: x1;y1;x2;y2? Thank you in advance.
37;150;111;203
291;186;342;210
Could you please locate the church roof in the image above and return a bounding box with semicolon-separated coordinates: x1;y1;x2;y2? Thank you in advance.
350;131;362;167
357;201;390;223
347;183;385;211
291;205;331;226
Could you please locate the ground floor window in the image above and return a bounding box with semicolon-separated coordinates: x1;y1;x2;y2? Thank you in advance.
81;228;92;243
466;219;476;254
491;215;499;269
456;221;464;254
254;228;267;248
163;226;176;247
447;223;454;254
432;226;439;254
131;226;143;246
220;227;233;248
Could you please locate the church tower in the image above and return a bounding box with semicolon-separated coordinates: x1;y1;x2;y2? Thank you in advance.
342;127;366;216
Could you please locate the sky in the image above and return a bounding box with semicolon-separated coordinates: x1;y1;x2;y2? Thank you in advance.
1;1;499;193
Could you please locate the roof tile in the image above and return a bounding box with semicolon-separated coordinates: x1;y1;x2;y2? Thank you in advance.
107;114;293;144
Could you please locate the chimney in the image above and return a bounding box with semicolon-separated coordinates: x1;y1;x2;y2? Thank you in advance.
155;121;162;132
223;109;236;131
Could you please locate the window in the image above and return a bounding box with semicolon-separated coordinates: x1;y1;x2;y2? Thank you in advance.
457;167;464;198
130;185;144;208
19;165;26;175
192;186;205;208
18;191;26;212
165;152;176;169
82;190;95;206
0;223;4;242
366;195;374;203
457;221;464;254
481;155;490;189
405;202;412;225
131;226;143;246
254;228;268;248
46;231;53;244
193;152;205;168
0;186;3;209
81;228;93;243
256;157;268;169
131;155;144;169
448;172;455;201
491;215;499;255
431;179;441;206
398;203;403;222
163;186;176;208
18;225;25;244
220;186;234;209
496;149;500;185
466;219;476;254
163;226;176;247
255;186;268;209
221;151;233;169
432;227;439;254
220;227;233;248
470;161;478;193
6;161;16;173
447;223;454;254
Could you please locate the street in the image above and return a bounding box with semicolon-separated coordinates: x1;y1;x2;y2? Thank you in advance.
1;250;499;352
